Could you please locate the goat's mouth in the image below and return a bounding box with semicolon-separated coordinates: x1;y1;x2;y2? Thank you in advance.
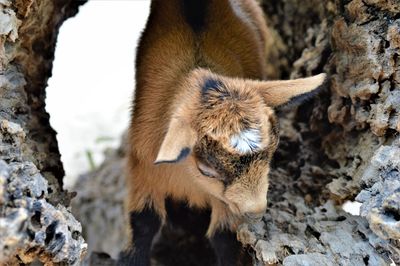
226;202;265;223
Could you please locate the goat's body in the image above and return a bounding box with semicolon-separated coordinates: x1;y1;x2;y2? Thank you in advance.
127;0;269;235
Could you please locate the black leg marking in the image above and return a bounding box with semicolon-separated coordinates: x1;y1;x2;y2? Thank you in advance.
118;208;162;266
165;197;211;237
210;230;241;266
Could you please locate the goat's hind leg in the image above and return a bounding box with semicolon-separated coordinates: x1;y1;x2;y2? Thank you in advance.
118;207;162;266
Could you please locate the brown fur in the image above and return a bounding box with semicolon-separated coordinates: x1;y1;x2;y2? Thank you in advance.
126;0;326;241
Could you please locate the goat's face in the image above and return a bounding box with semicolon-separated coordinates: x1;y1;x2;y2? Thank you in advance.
190;80;278;221
155;69;326;222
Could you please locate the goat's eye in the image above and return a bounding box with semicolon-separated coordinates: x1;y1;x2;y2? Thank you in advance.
196;162;220;178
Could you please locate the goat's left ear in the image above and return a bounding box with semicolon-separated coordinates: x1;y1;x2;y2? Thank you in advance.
257;73;327;107
155;116;197;164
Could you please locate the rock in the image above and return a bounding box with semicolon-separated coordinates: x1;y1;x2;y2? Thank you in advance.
71;147;127;259
357;143;400;240
0;0;87;264
283;253;334;266
0;159;87;265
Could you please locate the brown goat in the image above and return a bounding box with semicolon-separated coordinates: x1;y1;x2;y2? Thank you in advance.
119;0;326;265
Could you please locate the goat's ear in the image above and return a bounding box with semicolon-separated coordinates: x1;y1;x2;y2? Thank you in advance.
258;73;327;107
155;117;197;164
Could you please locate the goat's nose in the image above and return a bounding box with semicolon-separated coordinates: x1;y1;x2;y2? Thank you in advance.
244;212;264;222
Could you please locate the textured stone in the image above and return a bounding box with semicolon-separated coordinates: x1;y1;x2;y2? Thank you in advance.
283;253;334;266
238;198;392;265
0;160;87;265
71;147;127;259
357;143;400;240
0;0;87;264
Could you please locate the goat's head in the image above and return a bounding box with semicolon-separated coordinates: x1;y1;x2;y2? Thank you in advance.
155;69;327;222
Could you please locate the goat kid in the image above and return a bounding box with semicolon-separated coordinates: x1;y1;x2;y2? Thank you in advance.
119;0;326;265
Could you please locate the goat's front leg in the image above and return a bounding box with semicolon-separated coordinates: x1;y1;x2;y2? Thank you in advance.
118;207;161;266
209;230;242;266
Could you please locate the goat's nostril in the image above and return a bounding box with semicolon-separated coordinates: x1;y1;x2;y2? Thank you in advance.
244;212;263;222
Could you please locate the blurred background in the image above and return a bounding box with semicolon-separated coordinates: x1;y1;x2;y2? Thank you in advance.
46;0;150;188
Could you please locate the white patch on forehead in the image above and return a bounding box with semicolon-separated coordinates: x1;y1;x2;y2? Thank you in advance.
230;128;261;154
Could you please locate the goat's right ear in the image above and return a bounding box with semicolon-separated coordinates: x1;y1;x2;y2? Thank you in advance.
155;117;197;164
257;73;327;107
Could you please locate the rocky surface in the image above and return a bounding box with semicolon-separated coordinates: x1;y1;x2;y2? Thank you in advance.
0;0;87;264
71;147;126;260
0;160;85;265
250;0;400;264
238;199;392;265
357;142;400;242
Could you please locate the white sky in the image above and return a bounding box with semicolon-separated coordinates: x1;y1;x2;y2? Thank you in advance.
46;0;150;188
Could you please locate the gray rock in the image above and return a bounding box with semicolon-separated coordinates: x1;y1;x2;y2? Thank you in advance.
0;0;87;264
283;254;334;266
357;143;400;240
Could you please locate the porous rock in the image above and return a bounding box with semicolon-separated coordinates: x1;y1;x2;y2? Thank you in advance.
71;147;127;260
0;0;87;264
357;142;400;241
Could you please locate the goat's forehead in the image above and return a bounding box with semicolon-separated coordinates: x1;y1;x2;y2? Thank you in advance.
206;119;272;154
195;77;277;154
197;79;273;132
229;128;263;154
200;78;262;117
